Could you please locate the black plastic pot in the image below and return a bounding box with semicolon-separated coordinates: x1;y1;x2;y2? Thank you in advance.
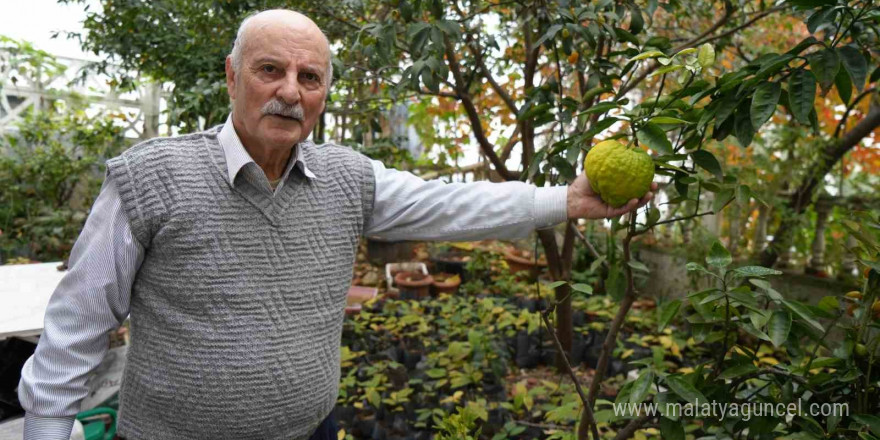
335;405;357;426
571;334;587;366
353;415;377;438
430;252;468;280
515;331;540;368
487;406;510;427
540;346;557;366
371;422;388;440
390;413;409;435
403;350;422;370
518;425;545;439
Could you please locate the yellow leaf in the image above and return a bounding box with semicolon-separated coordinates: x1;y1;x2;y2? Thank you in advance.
621;349;635;359
678;367;695;374
760;357;779;366
337;429;346;440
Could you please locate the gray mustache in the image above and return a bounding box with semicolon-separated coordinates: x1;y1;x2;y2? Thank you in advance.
261;99;304;120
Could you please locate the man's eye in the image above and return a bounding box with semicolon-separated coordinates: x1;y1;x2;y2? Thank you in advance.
261;65;277;74
302;72;319;82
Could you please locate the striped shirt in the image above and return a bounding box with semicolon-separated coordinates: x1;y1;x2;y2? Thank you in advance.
18;115;568;439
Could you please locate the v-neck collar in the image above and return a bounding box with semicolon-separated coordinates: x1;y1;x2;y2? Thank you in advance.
205;128;315;227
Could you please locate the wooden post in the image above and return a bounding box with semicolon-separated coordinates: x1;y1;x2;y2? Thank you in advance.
141;83;160;140
808;198;833;274
839;234;858;279
753;204;770;255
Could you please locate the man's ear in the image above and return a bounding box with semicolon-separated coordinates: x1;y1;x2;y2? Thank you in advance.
225;56;236;100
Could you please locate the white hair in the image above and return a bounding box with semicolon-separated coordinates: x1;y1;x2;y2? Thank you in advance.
229;10;334;94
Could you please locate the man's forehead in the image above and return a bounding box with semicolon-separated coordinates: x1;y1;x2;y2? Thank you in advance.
242;18;329;64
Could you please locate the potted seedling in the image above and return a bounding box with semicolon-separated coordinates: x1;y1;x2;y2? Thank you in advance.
503;247;547;280
431;272;461;296
394;271;433;299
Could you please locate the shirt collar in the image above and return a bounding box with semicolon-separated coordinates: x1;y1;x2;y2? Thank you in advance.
217;114;316;186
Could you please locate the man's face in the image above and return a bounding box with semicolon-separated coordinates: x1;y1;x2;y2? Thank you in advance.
225;18;329;151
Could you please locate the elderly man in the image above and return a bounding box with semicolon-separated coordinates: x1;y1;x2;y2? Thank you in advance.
19;9;655;440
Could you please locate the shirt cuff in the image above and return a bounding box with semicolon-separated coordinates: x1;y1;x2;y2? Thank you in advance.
534;185;569;229
24;413;76;440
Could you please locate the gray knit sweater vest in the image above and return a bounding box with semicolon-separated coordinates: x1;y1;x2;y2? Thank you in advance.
104;126;375;440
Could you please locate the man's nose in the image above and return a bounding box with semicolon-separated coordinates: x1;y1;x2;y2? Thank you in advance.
276;71;301;104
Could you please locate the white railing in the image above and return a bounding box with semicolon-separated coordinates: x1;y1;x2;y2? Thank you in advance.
0;49;168;140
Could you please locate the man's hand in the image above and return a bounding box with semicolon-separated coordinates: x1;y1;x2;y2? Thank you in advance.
567;173;658;219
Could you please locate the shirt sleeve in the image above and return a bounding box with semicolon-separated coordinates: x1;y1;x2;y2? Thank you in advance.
18;177;144;440
364;159;568;241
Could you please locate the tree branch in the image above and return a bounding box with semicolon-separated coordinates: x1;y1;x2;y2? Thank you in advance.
468;39;519;114
580;213;639;438
833;87;877;138
443;36;519;180
613;415;654;440
540;311;601;440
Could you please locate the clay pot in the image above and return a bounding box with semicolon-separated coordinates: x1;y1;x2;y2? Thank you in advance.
394;271;433;299
431;272;461;296
503;248;547;280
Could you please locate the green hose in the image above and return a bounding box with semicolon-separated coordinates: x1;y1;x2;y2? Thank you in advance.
76;407;117;440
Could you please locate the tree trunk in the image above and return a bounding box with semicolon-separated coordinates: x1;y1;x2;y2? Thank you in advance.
760;105;880;268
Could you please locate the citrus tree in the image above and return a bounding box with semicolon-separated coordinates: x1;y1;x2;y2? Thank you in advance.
58;0;880;438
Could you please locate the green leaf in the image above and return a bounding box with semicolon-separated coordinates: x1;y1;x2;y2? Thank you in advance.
582;101;619;115
583;117;619;139
691;150;723;180
719;363;758;380
614;27;640;45
686;262;714;277
838;45;868;92
750;53;795;83
658;299;681;332
665;375;707;406
750;279;784;302
649;64;684;77
659;416;685;440
547;281;567;289
571;283;594;295
649;116;691;125
628;3;645;34
789;69;817;124
628;261;650;273
426;368;447;378
835;66;852;105
782;299;825;333
707;241;732;268
697;43;715;68
733;266;783;277
637;122;673;155
535;24;562;48
713;188;734;214
750;82;781;129
807;48;840;92
806;7;837;34
734;107;755;147
769;310;792;348
853;414;880;436
549;155;576;182
630;370;654;403
786;36;820;56
628;50;666;63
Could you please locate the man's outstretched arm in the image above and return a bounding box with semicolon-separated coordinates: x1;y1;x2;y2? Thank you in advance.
363;160;655;242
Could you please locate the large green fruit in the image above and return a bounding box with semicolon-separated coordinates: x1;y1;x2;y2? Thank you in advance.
584;140;655;208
